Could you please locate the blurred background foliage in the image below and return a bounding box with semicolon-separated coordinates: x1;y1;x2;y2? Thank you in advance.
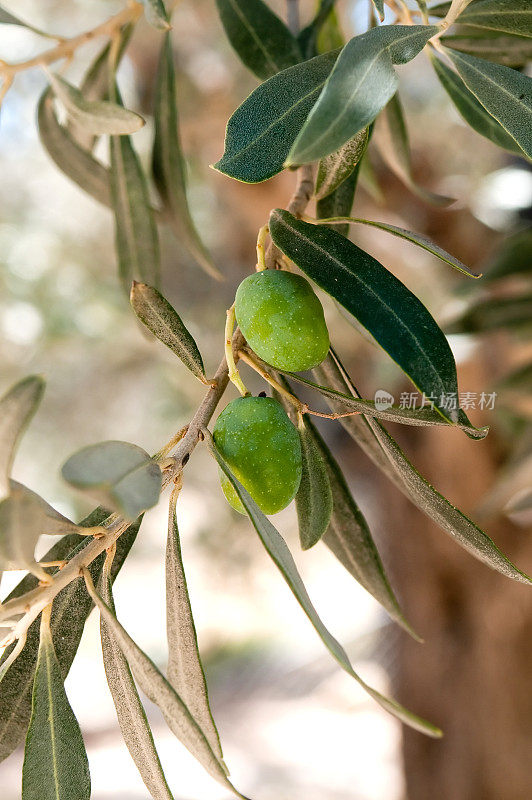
0;1;531;798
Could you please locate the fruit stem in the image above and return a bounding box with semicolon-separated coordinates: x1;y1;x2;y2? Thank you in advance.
256;225;269;271
238;348;306;413
226;305;250;397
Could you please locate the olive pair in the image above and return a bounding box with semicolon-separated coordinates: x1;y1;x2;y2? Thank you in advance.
214;269;329;515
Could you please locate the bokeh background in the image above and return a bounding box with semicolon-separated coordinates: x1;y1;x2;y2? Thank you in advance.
1;2;531;799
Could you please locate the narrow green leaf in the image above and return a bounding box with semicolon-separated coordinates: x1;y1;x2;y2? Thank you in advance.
270;367;488;439
298;0;337;59
316;164;360;237
0;483;82;582
431;54;526;156
441;30;532;68
0;376;44;500
110;85;161;292
295;418;333;549
0;6;50;36
205;431;441;737
130;282;207;383
459;0;532;37
445;48;532;159
375;92;454;206
0;514;139;764
287;25;438;165
314;350;531;584
83;574;245;797
427;1;451;16
153;34;220;279
216;0;302;79
269;209;461;423
372;0;386;20
166;494;223;759
213;50;339;183
100;556;175;800
312;213;478;277
140;0;171;30
315;129;369;200
48;73;145;136
62;441;162;521
22;610;90;800
38;89;112;207
483;228;532;282
445;294;532;334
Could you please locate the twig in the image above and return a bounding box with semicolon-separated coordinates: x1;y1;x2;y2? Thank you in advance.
286;0;300;36
266;163;315;268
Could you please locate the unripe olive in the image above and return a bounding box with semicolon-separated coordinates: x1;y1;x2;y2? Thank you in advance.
213;396;302;515
235;270;330;372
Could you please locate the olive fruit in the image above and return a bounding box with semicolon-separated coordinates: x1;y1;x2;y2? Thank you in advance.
213;396;302;515
235;270;330;372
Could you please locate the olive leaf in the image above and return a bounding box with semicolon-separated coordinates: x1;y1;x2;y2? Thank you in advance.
374;93;454;206
269;209;461;424
62;441;162;521
445;294;532;334
315;129;369;200
100;555;175;800
457;0;532;37
317;166;360;237
38;89;112;207
312;214;479;277
110;84;161;293
47;72;145;136
298;0;338;59
22;610;91;800
445;49;532;160
205;431;442;737
270;367;488;439
372;0;386;20
0;513;139;764
0;483;83;582
0;376;44;500
295;419;333;550
153;34;220;279
213;50;339;183
0;6;50;36
130;282;207;383
431;54;526;156
314;351;531;585
166;493;223;758
215;0;302;79
441;30;532;68
83;574;248;797
140;0;171;30
286;25;438;165
482;229;532;283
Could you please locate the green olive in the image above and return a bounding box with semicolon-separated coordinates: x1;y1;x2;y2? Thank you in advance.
213;396;302;515
235;270;330;372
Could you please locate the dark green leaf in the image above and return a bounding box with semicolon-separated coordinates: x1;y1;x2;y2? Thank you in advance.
315;129;369;200
62;441;162;520
269;210;461;423
110;85;161;292
483;229;532;282
0;376;44;499
316;166;359;237
375;92;454;205
213;50;339;183
372;0;386;20
140;0;170;30
0;514;139;763
312;213;478;277
459;0;532;37
441;29;532;68
38;89;112;207
295;418;333;549
100;555;175;800
298;0;338;59
83;574;245;795
22;610;90;800
431;54;525;155
216;0;302;79
445;49;532;160
445;294;532;334
48;73;145;136
206;431;441;737
153;34;220;279
271;368;488;439
314;351;531;584
130;282;207;383
287;25;438;165
166;494;223;758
